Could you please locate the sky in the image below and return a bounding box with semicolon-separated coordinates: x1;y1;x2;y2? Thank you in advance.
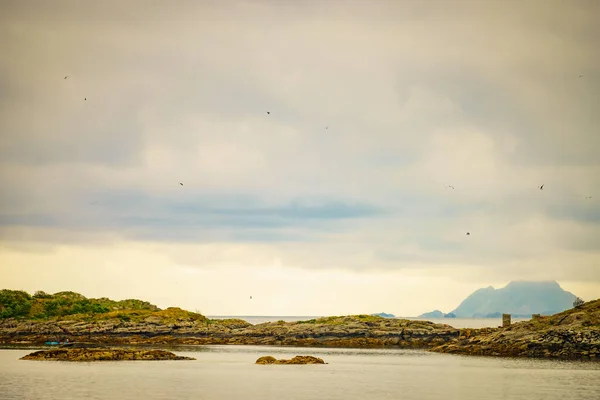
0;0;599;317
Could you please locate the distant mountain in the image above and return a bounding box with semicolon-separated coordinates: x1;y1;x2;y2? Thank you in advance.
371;312;395;318
417;310;457;318
449;281;577;318
418;310;444;318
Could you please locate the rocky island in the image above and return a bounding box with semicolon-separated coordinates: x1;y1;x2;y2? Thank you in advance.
256;355;326;364
20;348;195;361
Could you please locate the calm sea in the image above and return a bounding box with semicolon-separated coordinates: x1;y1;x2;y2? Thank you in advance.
1;345;599;400
208;316;530;328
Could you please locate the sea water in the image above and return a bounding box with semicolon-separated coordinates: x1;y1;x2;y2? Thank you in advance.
208;315;530;328
1;345;599;400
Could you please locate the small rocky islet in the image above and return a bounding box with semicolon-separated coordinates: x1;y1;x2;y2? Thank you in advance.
256;355;326;364
20;348;195;362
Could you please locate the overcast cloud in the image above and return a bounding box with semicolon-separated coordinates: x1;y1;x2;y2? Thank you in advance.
0;0;598;316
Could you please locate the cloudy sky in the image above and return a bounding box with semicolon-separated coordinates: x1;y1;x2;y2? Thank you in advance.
0;0;598;317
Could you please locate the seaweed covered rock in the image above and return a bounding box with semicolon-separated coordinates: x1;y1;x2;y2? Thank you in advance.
20;348;195;361
256;355;326;364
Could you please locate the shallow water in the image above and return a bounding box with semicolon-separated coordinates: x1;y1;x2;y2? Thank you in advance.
208;315;529;328
1;345;599;400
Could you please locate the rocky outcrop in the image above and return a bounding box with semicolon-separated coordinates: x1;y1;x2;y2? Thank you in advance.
20;348;195;361
431;299;600;360
0;315;460;349
256;355;326;364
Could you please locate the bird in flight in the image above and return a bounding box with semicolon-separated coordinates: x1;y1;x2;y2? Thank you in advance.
266;111;270;115
447;185;455;189
325;126;328;129
179;182;183;186
466;232;470;236
250;296;252;300
539;184;544;190
84;98;87;101
64;76;68;79
579;75;584;78
586;196;592;199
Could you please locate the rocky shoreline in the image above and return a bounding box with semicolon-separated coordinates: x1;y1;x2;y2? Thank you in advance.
0;315;461;349
431;300;600;360
2;300;599;361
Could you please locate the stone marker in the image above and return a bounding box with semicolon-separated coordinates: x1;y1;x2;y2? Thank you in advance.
502;314;511;327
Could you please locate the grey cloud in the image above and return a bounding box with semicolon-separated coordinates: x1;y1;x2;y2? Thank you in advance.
0;192;386;243
0;109;145;167
0;0;599;288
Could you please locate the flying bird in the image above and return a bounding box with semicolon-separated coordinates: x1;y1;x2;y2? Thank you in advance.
84;98;87;101
586;196;592;199
579;75;584;78
466;232;470;236
539;184;544;190
266;111;270;115
179;182;183;186
250;296;252;300
64;76;68;79
447;185;455;189
325;126;328;129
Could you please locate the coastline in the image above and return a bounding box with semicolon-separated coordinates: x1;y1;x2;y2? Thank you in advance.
2;302;599;361
1;291;598;362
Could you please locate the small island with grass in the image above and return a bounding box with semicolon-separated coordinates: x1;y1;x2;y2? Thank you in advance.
1;289;598;361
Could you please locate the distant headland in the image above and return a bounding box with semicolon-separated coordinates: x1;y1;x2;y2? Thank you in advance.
418;280;578;319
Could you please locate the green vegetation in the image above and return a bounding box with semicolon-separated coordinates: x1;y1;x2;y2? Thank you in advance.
0;290;32;318
0;289;207;324
213;318;252;329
